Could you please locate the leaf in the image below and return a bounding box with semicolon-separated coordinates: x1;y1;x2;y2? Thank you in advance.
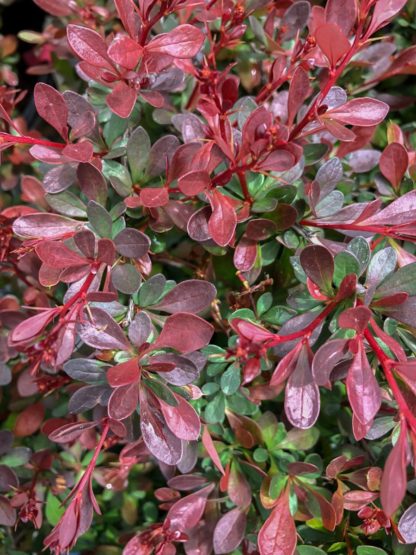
312;338;349;386
111;264;142;294
36;241;86;269
147;24;205;58
114;227;150;259
87;201;113;238
63;359;108;384
107;34;143;69
346;341;381;429
10;309;58;344
202;425;225;475
380;425;408;516
106;81;137;119
398;503;416;544
166;483;214;532
208;190;237;247
139;387;182;465
178;170;211;196
156;313;214;354
108;384;139;420
48;421;97;444
159;393;201;441
258;490;297;555
379;142;408;190
366;247;397;290
325;0;357;35
376;262;416;297
356;548;388;555
77;163;108;205
67;24;113;69
315;23;350;68
326;98;389;127
14;403;44;437
284;344;320;429
78;307;129;350
299;245;334;293
363;189;416;226
338;306;372;333
127;126;151;180
366;0;407;36
287;66;310;125
139;187;169;207
213;509;246;554
0;496;16;526
153;280;216;314
107;358;140;387
34;83;68;140
114;0;140;40
13;213;82;239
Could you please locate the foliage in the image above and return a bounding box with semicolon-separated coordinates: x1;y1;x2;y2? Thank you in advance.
1;0;416;554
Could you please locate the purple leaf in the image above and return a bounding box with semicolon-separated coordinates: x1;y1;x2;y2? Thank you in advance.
213;509;246;554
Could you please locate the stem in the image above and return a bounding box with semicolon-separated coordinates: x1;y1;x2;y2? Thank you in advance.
364;328;416;434
289;22;364;142
268;301;337;346
0;131;65;150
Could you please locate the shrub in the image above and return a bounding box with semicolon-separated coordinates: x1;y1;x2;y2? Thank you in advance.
1;0;416;553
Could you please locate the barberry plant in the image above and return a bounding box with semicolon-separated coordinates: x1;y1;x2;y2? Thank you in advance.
1;0;416;553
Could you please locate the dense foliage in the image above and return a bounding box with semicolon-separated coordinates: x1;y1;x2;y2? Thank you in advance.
1;0;416;553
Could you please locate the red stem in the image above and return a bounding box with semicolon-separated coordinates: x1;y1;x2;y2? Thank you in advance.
289;22;364;142
364;328;416;434
268;301;337;346
0;131;65;150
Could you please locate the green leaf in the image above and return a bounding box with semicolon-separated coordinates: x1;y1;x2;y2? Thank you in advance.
297;547;327;555
377;262;416;297
303;143;329;165
333;251;360;287
257;292;273;316
127;126;151;181
45;491;65;526
204;394;225;424
138;274;167;306
46;191;87;217
347;236;370;274
356;547;388;555
87;201;113;238
220;365;241;396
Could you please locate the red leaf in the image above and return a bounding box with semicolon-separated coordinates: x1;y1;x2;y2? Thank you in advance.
287;66;310;125
213;509;246;554
147;24;205;58
155;313;214;354
106;81;137;119
166;483;214;532
366;0;407;37
258;490;297;555
14;402;45;437
10;309;59;344
178;170;210;196
325;98;389;127
231;319;275;343
346;341;381;429
316;23;350;68
114;0;140;40
107;35;143;69
34;83;68;140
299;245;334;293
107;358;140;387
153;280;217;314
36;240;87;269
108;384;139;420
233;238;257;271
139;187;169;207
338;306;372;333
62;141;94;163
159;393;201;441
202;425;225;475
78;307;129;351
208;190;237;247
325;0;357;35
380;424;408;516
13;213;82;239
33;0;72;16
379;142;408;190
67;25;114;70
284;343;320;429
139;387;182;465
